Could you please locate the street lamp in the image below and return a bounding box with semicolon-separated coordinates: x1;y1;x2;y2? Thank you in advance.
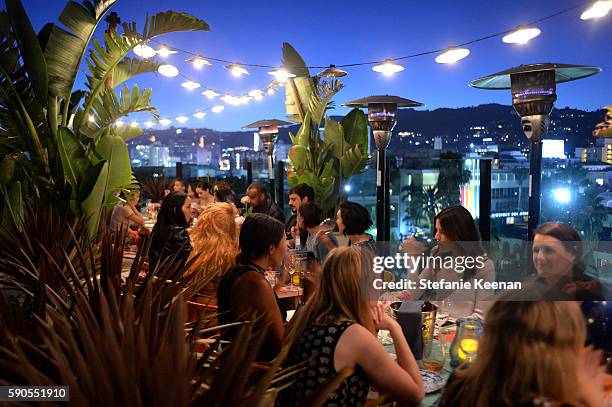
243;119;293;202
470;63;600;240
344;95;424;241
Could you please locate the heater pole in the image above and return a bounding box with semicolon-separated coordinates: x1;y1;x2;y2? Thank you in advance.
528;140;542;241
268;154;276;203
376;148;387;241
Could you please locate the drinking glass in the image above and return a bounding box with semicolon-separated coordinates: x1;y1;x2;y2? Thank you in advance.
423;339;446;373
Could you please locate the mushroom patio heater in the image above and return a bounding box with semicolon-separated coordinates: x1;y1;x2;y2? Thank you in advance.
243;119;292;202
470;63;600;240
344;96;424;241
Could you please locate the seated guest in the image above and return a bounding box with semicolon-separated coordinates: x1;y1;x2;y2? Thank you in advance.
530;222;604;301
336;201;374;251
196;181;215;209
294;202;338;263
439;301;607;407
172;177;187;193
110;190;145;241
246;181;285;223
402;205;495;319
148;192;192;269
186;203;238;304
276;247;424;406
187;182;201;218
213;180;235;204
217;214;287;361
285;183;314;246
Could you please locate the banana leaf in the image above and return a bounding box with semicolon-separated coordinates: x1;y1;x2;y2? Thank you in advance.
340;108;368;148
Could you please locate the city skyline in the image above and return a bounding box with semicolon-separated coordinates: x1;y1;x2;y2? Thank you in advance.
20;0;612;131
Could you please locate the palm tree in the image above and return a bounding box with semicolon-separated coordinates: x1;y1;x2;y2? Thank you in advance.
0;0;208;238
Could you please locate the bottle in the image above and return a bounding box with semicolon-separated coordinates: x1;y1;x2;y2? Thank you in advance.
295;234;301;250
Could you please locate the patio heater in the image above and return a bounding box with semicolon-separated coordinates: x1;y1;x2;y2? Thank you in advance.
470;63;600;240
243;119;292;202
344;96;424;241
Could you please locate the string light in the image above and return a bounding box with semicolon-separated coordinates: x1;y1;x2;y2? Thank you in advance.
180;80;201;90
267;87;276;95
435;47;470;64
159;118;172;126
267;67;296;82
502;26;541;44
133;44;156;59
372;60;405;76
193;111;207;119
249;89;264;100
115;120;124;127
158;64;179;77
88;115;95;123
202;89;220;98
186;55;211;69
156;45;177;58
225;63;250;77
211;105;225;113
581;0;612;19
130;121;139;128
144;121;155;128
175;116;189;123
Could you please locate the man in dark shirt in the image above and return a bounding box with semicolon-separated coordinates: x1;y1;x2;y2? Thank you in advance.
246;182;285;223
285;183;314;246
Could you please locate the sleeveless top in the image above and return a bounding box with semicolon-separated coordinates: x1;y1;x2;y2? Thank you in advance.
217;263;287;358
275;319;370;407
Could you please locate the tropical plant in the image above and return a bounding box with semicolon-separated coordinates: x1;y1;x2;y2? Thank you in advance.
141;176;172;202
0;0;209;238
593;105;612;138
0;209;352;406
432;152;471;208
282;43;369;215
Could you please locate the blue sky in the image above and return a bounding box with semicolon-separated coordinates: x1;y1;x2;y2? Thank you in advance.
16;0;612;131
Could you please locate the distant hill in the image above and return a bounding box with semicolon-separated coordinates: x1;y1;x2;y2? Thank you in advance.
133;104;605;151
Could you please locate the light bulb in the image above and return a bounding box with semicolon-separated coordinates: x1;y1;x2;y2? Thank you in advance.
144;121;155;128
180;80;201;90
267;67;296;82
159;118;172;126
267;87;276;95
372;60;405;76
502;27;541;44
175;116;189;123
133;44;156;59
225;64;249;77
202;89;220;99
211;105;225;113
130;121;139;128
187;55;211;69
193;112;206;119
581;1;612;19
157;46;177;58
88;115;95;123
158;64;179;77
435;47;470;64
115;120;124;127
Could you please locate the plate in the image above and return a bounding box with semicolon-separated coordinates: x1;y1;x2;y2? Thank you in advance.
420;369;445;394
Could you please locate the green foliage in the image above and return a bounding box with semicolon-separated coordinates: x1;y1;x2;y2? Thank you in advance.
283;43;370;214
0;0;209;239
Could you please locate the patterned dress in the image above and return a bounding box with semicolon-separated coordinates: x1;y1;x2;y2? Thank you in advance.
275;319;370;407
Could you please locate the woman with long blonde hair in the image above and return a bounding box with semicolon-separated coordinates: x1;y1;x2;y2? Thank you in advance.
186;203;238;303
439;301;607;407
276;246;424;406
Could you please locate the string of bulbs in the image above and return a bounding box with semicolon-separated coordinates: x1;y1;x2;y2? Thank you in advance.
117;0;611;129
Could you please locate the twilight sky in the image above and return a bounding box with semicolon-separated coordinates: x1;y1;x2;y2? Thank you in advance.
16;0;612;131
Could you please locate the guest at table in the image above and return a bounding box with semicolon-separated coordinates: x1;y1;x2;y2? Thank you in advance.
148;192;192;269
196;181;215;209
187;182;201;218
109;190;146;241
529;222;604;301
438;301;608;407
294;202;338;263
213;180;235;204
401;205;495;319
172;177;187;194
336;201;375;252
245;182;285;224
285;183;314;247
186;203;238;308
217;213;287;361
276;246;424;406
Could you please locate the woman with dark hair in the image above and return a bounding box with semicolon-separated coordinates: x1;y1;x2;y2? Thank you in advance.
530;222;603;300
148;192;192;269
337;201;374;251
195;181;215;209
217;213;287;361
172;178;187;193
402;205;495;319
213;180;235;204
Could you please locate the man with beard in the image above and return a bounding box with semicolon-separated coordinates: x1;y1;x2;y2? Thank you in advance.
285;184;314;248
245;182;285;224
